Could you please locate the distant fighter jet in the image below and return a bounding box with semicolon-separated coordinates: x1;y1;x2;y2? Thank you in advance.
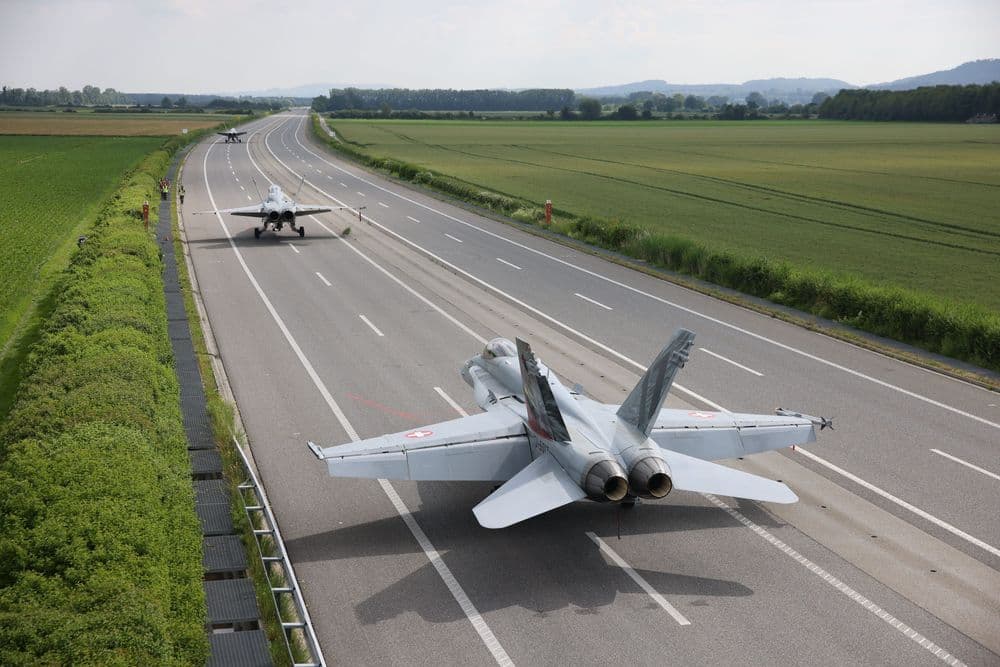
200;181;332;238
310;330;831;529
218;129;248;143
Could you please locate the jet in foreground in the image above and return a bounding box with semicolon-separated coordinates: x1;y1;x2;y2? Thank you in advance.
218;129;248;143
310;330;830;529
201;182;332;238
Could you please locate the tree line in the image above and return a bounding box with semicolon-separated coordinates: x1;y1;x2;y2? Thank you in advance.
313;87;575;112
818;83;1000;121
0;84;128;106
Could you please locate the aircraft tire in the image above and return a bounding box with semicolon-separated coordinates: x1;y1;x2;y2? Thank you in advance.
298;226;305;237
254;228;261;239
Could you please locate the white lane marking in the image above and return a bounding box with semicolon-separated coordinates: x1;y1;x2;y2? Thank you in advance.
235;177;240;182
378;202;390;208
359;314;384;337
356;191;366;197
315;272;331;287
796;447;1000;558
279;127;1000;560
705;495;965;666
240;185;245;191
698;348;764;377
340;182;347;187
247;195;253;201
316;169;322;174
930;449;1000;482
407;216;420;223
205;132;511;667
586;532;691;626
292;123;999;431
434;386;469;416
445;233;463;243
574;293;613;311
327;175;333;179
288;244;300;254
496;258;522;271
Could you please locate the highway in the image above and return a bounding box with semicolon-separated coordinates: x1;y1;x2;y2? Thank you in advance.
180;111;999;665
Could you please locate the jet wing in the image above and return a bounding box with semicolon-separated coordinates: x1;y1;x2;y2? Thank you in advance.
310;410;530;481
473;451;585;529
647;409;816;461
292;205;333;216
659;448;798;504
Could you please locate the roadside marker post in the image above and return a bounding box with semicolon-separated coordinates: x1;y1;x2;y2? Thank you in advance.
142;200;149;230
545;199;552;225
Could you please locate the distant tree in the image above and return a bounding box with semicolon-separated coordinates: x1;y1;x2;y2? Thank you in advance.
706;95;728;109
559;105;577;120
615;103;639;120
380;102;392;117
161;96;172;108
175;96;188;108
641;108;653;120
811;92;830;106
684;94;703;111
746;91;766;109
578;97;602;120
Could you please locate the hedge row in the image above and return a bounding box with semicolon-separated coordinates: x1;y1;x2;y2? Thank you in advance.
0;134;219;664
313;115;1000;373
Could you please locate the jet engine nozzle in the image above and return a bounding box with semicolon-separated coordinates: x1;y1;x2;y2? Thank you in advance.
267;210;281;223
280;210;295;223
628;456;673;499
584;459;630;502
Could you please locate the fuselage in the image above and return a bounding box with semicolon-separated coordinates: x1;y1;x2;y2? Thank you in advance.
260;185;297;224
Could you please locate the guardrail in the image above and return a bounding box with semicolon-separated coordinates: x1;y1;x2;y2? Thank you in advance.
232;438;326;667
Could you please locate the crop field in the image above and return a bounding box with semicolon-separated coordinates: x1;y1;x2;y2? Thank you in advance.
332;119;1000;312
0;135;163;349
0;111;235;135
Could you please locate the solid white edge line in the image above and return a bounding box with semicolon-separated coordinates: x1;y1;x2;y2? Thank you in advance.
586;532;691;626
445;233;463;243
284;116;1000;559
207;126;513;667
705;495;965;666
359;314;385;337
574;292;613;311
698;347;764;377
291;118;999;432
315;272;331;287
795;447;1000;558
434;386;469;416
496;258;522;270
930;449;1000;482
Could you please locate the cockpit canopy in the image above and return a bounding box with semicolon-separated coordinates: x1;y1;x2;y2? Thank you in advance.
482;337;517;360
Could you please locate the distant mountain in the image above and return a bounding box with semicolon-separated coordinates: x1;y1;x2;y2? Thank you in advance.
234;82;395;98
870;59;1000;90
576;77;853;103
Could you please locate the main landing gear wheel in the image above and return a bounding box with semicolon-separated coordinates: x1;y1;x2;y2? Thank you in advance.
298;226;305;238
254;227;261;239
621;498;637;509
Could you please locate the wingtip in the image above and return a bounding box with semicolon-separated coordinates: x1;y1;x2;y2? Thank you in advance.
307;441;325;460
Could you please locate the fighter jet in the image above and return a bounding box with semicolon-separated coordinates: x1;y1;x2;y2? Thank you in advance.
200;181;332;238
218;129;248;143
309;329;831;529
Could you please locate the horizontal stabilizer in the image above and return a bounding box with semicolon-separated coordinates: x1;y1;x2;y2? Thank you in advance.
473;451;585;529
659;448;798;504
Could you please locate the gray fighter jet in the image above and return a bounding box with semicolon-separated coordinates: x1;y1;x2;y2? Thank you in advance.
309;330;830;529
202;182;332;238
218;129;248;143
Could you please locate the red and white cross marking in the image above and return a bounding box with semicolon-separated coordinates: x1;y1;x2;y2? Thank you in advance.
688;411;716;419
405;429;434;439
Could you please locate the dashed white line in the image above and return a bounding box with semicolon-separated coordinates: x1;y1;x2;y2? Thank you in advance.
356;191;366;197
359;314;384;337
247;195;253;201
288;244;300;254
445;233;463;243
327;175;333;179
378;202;390;208
574;293;613;311
315;169;322;174
235;177;240;182
407;216;421;223
315;272;331;287
930;449;1000;482
705;495;965;666
434;386;469;416
240;185;245;191
340;182;348;187
496;258;522;271
698;348;764;377
587;532;691;626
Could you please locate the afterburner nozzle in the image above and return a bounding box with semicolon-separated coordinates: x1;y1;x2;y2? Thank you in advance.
628;456;673;499
584;459;630;502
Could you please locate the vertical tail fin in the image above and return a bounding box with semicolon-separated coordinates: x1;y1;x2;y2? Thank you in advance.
617;329;696;436
516;339;570;442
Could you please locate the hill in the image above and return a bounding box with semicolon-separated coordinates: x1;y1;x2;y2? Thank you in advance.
871;59;1000;90
576;77;853;103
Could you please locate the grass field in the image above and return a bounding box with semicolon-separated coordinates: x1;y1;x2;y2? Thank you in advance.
332;119;1000;312
0;135;163;350
0;111;236;135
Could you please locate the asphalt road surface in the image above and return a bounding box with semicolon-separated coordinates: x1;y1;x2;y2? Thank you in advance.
180;111;1000;665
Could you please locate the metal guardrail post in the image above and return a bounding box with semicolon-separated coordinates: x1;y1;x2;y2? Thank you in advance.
231;438;326;667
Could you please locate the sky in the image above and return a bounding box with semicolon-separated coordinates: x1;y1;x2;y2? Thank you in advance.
1;0;998;94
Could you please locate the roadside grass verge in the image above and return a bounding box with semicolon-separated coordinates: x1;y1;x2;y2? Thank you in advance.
311;115;1000;374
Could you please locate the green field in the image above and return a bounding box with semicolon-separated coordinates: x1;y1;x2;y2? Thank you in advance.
0;135;163;350
331;120;1000;312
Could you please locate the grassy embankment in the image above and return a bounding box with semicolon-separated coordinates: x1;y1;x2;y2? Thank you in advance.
0;119;236;664
313;117;1000;373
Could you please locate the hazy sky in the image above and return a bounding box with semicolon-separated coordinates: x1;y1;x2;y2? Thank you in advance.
1;0;997;93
